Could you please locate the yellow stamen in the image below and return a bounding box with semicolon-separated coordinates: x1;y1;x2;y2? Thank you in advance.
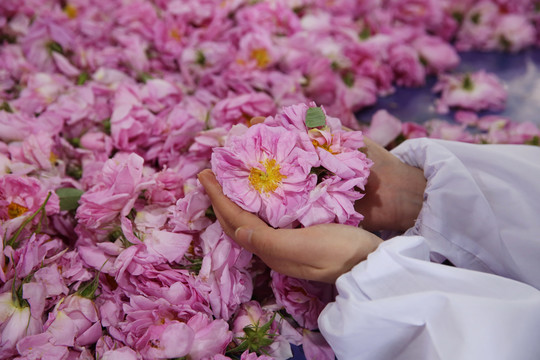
50;152;57;164
64;4;78;19
170;28;181;41
249;159;286;194
8;202;28;219
311;139;336;154
250;48;271;68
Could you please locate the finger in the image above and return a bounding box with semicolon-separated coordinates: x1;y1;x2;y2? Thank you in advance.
198;169;268;238
198;170;307;255
249;116;266;126
238;225;324;265
236;227;322;280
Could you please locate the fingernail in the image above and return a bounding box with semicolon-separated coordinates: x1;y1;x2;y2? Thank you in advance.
197;169;208;179
197;169;214;184
249;116;266;127
235;227;253;244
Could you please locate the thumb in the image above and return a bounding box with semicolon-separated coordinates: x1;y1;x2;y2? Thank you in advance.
234;226;254;251
236;225;307;262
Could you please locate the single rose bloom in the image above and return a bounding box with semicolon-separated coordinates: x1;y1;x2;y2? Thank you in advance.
433;71;507;114
211;124;319;228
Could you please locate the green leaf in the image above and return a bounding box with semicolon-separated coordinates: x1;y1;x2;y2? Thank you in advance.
137;72;153;83
305;106;326;128
462;74;474;91
196;50;206;66
205;206;216;220
76;71;89;85
68;137;81;148
227;313;278;356
77;260;108;299
47;41;64;55
66;164;82;180
0;101;13;113
0;33;17;44
452;11;464;24
341;71;355;88
470;12;481;24
102;118;111;135
55;187;84;211
359;27;370;40
526;135;539;146
499;35;511;52
183;255;203;275
77;276;100;299
259;312;276;334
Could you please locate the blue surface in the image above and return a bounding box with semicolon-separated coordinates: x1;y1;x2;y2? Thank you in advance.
290;344;307;360
356;48;540;126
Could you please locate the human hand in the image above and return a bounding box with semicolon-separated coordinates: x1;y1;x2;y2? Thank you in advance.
354;137;426;233
198;169;383;283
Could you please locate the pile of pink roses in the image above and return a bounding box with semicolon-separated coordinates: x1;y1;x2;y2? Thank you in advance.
212;104;372;229
0;0;539;359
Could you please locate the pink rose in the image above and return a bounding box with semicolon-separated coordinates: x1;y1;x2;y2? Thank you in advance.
297;176;365;227
366;109;402;147
210;92;276;130
389;44;425;87
271;272;335;330
200;222;253;320
433;71;507;114
170;183;213;233
302;330;335;360
0;292;42;358
489;14;535;52
76;153;151;229
412;35;460;74
212;123;319;228
402;122;428;139
425;119;474;142
16;332;69;360
44;295;102;347
0;175;59;222
455;2;499;51
8;132;56;171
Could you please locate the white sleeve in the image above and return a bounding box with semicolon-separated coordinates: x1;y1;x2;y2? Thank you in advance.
393;138;540;288
318;139;540;359
318;236;540;360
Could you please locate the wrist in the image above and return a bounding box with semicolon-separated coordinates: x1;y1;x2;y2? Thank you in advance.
355;138;426;232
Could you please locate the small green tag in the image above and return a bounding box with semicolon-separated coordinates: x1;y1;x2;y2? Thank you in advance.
55;188;84;211
305;107;326;128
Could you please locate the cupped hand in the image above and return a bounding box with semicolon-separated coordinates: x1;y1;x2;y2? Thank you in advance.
198;169;383;283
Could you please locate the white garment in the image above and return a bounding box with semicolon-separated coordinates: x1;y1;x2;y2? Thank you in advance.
318;139;540;360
